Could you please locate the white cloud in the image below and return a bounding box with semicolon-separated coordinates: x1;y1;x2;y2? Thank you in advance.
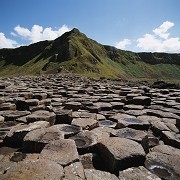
13;24;71;43
153;21;174;39
115;39;132;49
0;32;17;48
137;21;180;53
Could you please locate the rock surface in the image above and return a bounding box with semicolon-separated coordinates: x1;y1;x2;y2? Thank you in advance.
0;74;180;179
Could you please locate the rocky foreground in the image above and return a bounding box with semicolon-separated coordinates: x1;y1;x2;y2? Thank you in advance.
0;74;180;180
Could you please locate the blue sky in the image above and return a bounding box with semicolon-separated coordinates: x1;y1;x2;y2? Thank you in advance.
0;0;180;52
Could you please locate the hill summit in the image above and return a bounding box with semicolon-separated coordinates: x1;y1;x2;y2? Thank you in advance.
0;28;179;80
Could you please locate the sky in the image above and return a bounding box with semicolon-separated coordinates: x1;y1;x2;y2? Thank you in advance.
0;0;180;53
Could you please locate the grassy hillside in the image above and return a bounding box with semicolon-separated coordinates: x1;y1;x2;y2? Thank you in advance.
0;28;179;81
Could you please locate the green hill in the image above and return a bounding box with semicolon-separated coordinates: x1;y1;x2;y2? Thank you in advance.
0;28;179;80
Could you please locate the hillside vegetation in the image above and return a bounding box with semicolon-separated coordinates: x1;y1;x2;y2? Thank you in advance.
0;28;179;80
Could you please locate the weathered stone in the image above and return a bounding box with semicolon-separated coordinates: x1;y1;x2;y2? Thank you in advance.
86;105;101;113
69;130;98;154
109;113;135;123
40;139;79;166
124;104;144;110
145;145;180;179
110;113;149;130
80;153;105;170
111;128;149;153
165;122;179;133
0;121;19;131
53;108;73;124
96;114;106;121
26;110;56;125
15;98;29;111
64;102;82;111
119;166;161;180
93;102;112;111
133;96;151;106
71;118;99;130
0;98;5;104
0;159;64;180
161;131;180;148
4;111;31;121
33;92;47;100
125;109;147;116
0;115;4;123
147;109;180;119
53;124;82;138
110;102;124;110
98;120;117;128
26;99;39;106
97;137;145;173
84;169;119;180
23;126;64;153
151;121;170;136
0;103;16;111
138;115;161;123
64;162;85;180
3;121;49;147
72;111;97;119
0;131;8;142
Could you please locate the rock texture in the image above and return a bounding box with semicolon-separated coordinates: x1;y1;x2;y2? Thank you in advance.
0;74;180;179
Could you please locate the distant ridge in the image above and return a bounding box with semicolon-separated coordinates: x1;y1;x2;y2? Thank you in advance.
0;28;179;80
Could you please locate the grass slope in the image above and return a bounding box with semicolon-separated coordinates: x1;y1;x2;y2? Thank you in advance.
0;28;179;81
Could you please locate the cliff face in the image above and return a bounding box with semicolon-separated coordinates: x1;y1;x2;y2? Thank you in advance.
0;28;179;80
